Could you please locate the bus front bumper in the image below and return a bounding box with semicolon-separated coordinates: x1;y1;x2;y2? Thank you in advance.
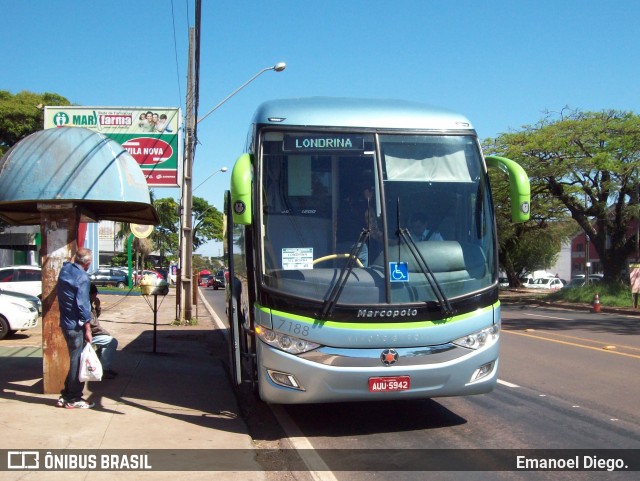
256;340;499;404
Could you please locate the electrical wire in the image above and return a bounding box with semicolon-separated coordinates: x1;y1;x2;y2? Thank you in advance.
170;0;184;109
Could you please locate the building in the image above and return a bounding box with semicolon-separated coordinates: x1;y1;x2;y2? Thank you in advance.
570;220;640;278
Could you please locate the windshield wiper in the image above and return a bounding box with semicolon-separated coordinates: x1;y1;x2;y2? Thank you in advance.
319;228;369;320
397;227;454;317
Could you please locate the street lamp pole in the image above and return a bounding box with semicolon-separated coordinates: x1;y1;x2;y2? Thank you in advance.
197;62;286;124
193;166;228;193
178;61;286;322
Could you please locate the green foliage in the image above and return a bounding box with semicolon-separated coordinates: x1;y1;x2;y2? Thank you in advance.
148;195;223;258
485;108;640;284
0;90;70;156
109;252;129;266
152;197;179;263
192;196;223;251
488;152;573;285
547;282;633;308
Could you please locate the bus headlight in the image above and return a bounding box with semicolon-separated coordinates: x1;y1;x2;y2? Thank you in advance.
453;322;500;350
256;326;321;354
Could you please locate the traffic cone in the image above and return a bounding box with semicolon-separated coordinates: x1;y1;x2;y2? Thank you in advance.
592;292;601;313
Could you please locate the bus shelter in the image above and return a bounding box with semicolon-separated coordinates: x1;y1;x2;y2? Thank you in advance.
0;127;159;393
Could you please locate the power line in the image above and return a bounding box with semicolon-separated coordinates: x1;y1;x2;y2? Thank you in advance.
170;0;183;109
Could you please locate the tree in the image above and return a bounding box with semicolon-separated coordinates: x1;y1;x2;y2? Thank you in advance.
488;160;574;286
192;196;223;251
152;197;180;265
0;90;70;156
134;237;154;270
485;109;640;283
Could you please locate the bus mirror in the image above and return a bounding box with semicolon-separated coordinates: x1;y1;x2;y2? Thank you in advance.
485;155;530;223
230;153;253;225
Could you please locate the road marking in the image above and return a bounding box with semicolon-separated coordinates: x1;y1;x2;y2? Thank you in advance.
199;290;228;338
200;290;337;480
497;379;520;388
510;328;640;353
522;313;573;321
503;330;640;359
270;405;339;481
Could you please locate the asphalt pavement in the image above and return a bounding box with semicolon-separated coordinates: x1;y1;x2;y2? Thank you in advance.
1;285;637;480
0;288;268;480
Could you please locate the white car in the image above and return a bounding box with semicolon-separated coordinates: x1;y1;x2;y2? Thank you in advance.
528;277;565;290
0;291;40;340
0;265;42;298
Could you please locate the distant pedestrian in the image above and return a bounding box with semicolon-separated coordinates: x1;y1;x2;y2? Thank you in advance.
56;247;95;409
89;284;119;379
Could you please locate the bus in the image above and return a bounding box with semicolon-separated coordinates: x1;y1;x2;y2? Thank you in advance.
224;97;529;404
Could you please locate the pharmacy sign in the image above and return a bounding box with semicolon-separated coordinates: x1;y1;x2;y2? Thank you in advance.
44;106;182;187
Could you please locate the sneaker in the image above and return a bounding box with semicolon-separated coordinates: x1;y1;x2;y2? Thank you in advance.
102;370;117;379
56;396;66;408
65;399;95;409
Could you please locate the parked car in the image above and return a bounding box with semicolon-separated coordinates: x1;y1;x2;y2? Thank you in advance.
566;275;603;288
528;277;566;290
89;268;129;288
499;277;510;287
520;277;536;287
0;265;42;298
0;290;40;340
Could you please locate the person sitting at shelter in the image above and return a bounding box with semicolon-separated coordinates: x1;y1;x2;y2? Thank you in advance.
89;284;119;379
409;213;443;241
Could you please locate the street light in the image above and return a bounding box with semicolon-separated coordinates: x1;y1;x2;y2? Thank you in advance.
193;166;228;192
197;62;286;124
179;61;286;322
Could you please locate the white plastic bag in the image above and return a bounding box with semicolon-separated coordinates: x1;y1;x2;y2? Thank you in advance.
79;343;103;382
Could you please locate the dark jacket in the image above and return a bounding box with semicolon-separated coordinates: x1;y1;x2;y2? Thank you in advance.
57;261;92;330
89;298;110;337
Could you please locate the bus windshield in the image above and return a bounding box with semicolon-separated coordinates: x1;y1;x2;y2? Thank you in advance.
259;130;495;312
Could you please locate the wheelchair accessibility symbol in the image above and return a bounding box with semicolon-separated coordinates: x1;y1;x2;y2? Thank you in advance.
389;262;409;282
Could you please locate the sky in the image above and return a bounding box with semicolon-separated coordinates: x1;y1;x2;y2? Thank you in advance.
3;0;640;257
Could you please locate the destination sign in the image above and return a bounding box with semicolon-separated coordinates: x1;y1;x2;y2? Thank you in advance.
283;134;364;152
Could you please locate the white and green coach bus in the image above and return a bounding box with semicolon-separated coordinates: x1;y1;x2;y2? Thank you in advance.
224;97;529;404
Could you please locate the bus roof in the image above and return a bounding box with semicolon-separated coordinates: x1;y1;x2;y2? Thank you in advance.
252;97;475;131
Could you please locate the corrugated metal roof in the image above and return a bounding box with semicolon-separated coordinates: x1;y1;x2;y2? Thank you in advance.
0;127;158;225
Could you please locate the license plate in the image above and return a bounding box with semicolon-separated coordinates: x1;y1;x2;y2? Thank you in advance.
368;375;411;392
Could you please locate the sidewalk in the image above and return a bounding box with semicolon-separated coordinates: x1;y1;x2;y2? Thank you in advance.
0;288;267;480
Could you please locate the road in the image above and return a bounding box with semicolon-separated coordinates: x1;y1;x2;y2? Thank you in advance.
201;288;640;478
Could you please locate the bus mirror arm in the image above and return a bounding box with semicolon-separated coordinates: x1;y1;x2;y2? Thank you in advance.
485;155;531;223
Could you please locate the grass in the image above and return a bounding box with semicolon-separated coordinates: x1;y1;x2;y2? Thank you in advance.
95;285;140;295
547;282;637;308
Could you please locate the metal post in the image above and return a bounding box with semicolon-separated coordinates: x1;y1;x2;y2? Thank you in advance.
127;233;134;289
153;294;158;353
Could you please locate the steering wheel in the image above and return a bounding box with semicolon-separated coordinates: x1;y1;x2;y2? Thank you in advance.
312;254;364;268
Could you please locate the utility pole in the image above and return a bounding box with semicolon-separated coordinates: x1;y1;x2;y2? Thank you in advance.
178;6;200;321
